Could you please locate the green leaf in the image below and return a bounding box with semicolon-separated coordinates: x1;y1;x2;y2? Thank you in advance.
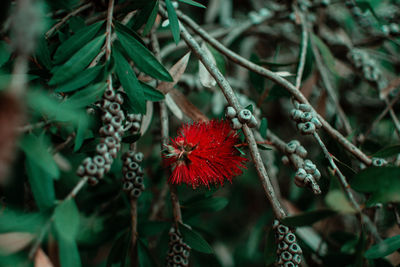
35;37;52;70
311;34;337;75
113;49;146;114
50;34;105;85
142;1;159;36
132;0;158;31
54;199;80;242
350;167;400;205
365;235;400;259
179;223;213;254
165;0;180;44
141;82;165;101
0;209;46;233
259;117;268;139
26;159;56;211
106;231;129;267
27;90;88;126
137;239;156;267
179;0;206;8
257;144;273;150
0;41;11;68
183;197;228;212
55;65;103;93
74;117;90;151
115;23;173;81
325;190;357;214
58;236;82;267
372;144;400;158
281;209;337;227
53;21;104;64
356;1;381;22
20;134;59;178
122;134;141;144
64;83;106;108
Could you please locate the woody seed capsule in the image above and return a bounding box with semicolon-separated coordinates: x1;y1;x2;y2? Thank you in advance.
247;115;258;128
231;118;242;130
238;109;252;123
225;106;237;119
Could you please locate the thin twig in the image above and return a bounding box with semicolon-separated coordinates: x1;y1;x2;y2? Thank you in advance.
174;8;372;165
159;7;286;219
312;132;381;241
294;9;308;90
45;3;92;39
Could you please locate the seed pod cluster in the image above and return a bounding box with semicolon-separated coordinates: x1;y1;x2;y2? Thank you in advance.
225;106;258;130
282;140;321;194
290;101;322;135
372;157;388;167
273;220;302;267
126;113;142;135
76;88;125;185
121;150;145;198
347;49;387;90
166;226;191;267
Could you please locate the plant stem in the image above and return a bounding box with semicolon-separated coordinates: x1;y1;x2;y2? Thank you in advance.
174;8;372;165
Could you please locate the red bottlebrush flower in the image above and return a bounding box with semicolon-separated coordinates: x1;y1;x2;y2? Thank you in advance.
164;119;247;188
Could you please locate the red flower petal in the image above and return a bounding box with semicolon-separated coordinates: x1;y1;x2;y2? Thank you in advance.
164;119;247;188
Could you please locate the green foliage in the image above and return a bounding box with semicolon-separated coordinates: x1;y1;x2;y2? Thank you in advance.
179;223;214;254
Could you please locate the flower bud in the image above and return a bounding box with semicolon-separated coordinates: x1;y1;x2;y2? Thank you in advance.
225;106;237;119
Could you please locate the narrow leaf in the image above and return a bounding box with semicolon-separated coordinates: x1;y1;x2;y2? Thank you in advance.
54;199;80;242
165;0;180;44
50;34;105;85
142;1;160;36
58;236;82;267
179;0;206;8
179;223;213;254
0;41;11;68
115;23;173;81
372;144;400;158
113;49;146;114
64;83;106;108
53;21;104;64
157;52;191;94
365;235;400;259
137;239;156;267
141;82;165;101
55;66;103;93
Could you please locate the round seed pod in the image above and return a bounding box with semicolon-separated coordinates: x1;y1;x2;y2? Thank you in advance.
111;117;122;129
295;145;308;158
298;104;311;112
231;118;242;130
134;176;144;186
126;114;135;122
283;261;296;267
182;249;190;257
170;232;179;242
313;169;321;180
300;122;316;134
103;153;113;164
295;168;307;182
86;162;98;176
238;109;252;123
311;117;322;128
173;255;183;264
88;177;99;185
284;233;296;244
123;182;134;191
181;258;189;266
97;167;105;179
272;219;280;229
278;241;289;251
372;158;387;167
247;115;258;128
173;244;183;254
82;157;92;166
131;122;141;132
292;99;301;109
116;110;125;121
300;112;313;122
132;114;142;122
124;150;136;159
282;156;290;165
288;243;302;254
114;93;124;105
100;125;115;136
225;106;237;119
293;254;302;264
134;152;144;162
285;142;298;154
93;155;105;167
100;99;111;109
96;143;108;155
108;103;121;115
130;188;142;198
277;225;289;235
281;251;293;261
304;174;314;184
105;137;116;149
109;148;118;159
304;160;316;173
291;109;303;121
128;162;139;171
76;165;85;176
104;89;115;100
125;171;136;180
104;163;111;173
